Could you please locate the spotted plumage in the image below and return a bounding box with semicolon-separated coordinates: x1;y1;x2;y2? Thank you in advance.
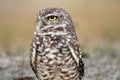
30;7;84;80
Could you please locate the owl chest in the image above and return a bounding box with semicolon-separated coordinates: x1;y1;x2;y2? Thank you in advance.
35;36;79;80
36;35;71;65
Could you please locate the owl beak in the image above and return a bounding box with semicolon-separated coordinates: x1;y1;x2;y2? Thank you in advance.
39;20;43;28
36;20;43;31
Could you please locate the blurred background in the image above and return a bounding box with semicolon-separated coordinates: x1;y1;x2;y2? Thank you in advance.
0;0;120;80
0;0;120;53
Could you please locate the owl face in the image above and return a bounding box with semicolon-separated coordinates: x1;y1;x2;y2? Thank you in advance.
36;8;73;33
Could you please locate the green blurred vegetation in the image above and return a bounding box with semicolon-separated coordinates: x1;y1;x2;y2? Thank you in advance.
0;0;120;54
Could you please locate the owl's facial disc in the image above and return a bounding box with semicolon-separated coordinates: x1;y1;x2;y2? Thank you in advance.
36;8;72;33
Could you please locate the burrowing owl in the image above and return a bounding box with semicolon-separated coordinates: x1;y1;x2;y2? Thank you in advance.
30;7;84;80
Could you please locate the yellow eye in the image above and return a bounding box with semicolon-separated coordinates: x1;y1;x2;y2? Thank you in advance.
48;16;57;21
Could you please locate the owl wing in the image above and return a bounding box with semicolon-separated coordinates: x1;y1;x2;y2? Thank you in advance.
68;38;84;79
30;35;38;75
30;47;37;73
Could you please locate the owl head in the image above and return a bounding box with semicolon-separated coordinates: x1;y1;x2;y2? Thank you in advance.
36;7;74;34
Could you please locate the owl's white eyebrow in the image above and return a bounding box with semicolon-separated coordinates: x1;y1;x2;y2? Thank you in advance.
45;13;58;17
